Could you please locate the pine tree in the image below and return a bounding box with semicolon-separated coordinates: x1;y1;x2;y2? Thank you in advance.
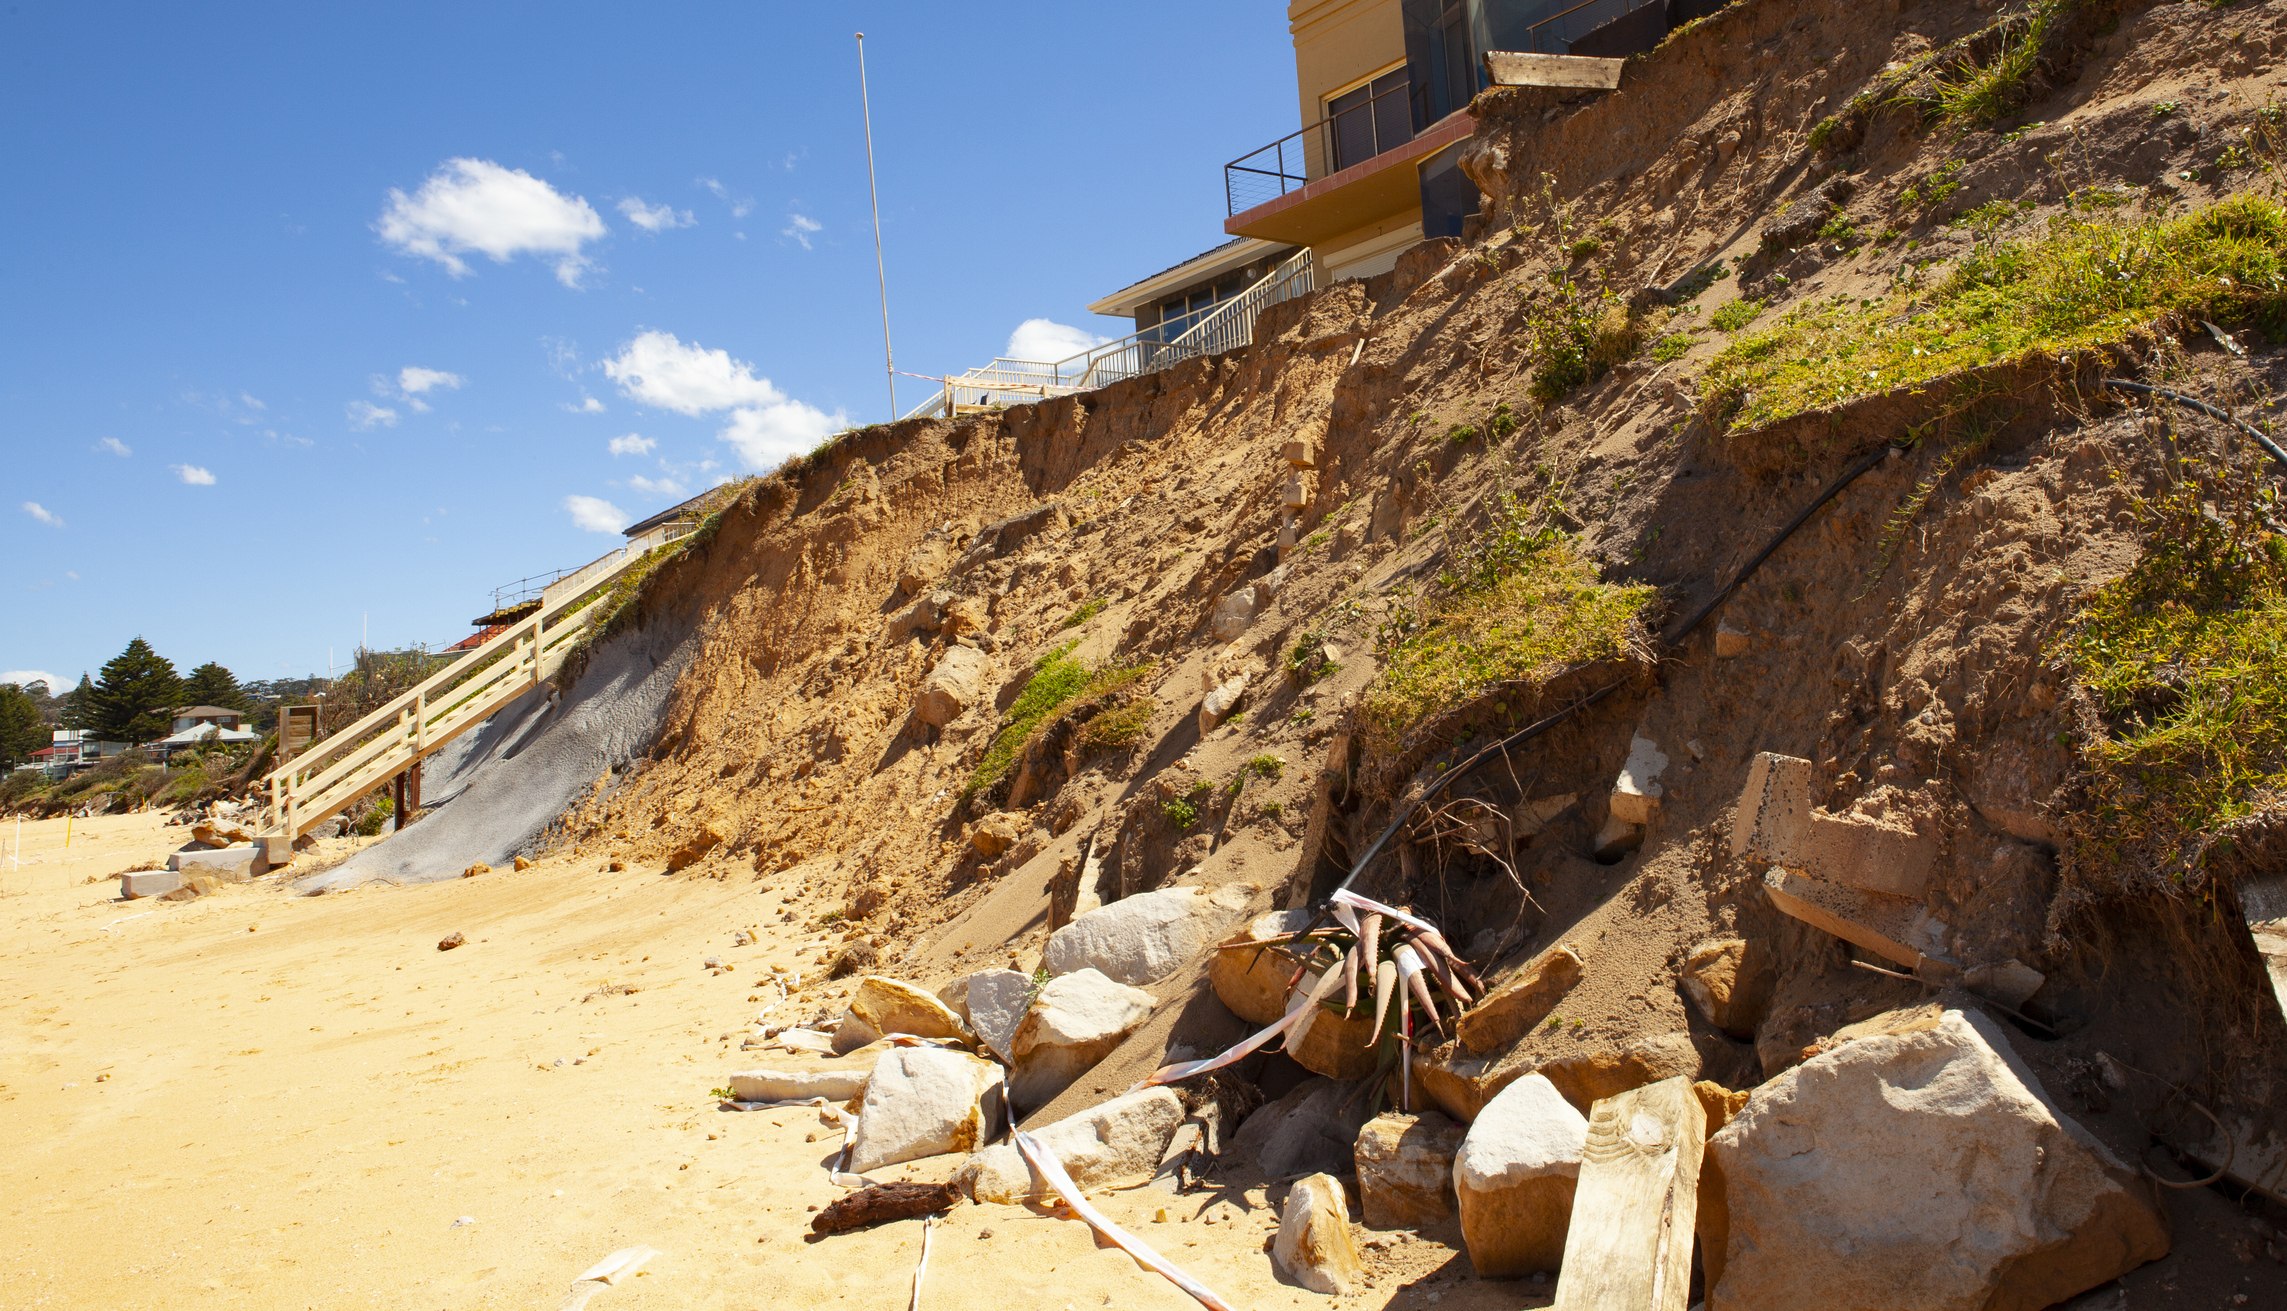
89;638;182;744
182;662;251;712
58;674;94;730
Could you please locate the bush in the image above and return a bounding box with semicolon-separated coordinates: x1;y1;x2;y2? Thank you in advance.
1527;278;1641;405
967;645;1152;798
1709;298;1764;333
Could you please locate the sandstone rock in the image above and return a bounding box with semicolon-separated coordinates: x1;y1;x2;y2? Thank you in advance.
1410;1043;1529;1123
1709;1009;2170;1311
847;1048;1006;1174
1680;938;1776;1040
1454;1073;1587;1278
1198;677;1249;732
512;855;531;870
1608;734;1669;825
729;1040;897;1103
968;811;1024;858
1965;958;2046;1010
1208;911;1381;1080
665;824;724;872
1714;622;1750;657
961;968;1033;1065
1536;1031;1702;1113
1209;589;1261;643
940;596;988;634
1354;1111;1466;1229
119;869;184;899
1233;1077;1371;1181
1458;944;1584;1054
849;878;891;919
1009;968;1155;1105
957;1087;1184;1203
169;846;264;882
159;875;219;901
462;862;491;878
917;645;993;727
1272;1173;1364;1296
847;976;972;1045
1042;883;1255;986
885;589;948;643
1591;812;1643;861
438;931;466;951
192;818;256;846
897;540;954;597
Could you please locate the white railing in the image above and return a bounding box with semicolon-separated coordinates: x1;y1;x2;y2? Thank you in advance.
901;248;1317;422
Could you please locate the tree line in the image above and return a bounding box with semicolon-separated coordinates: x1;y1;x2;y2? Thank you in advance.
0;639;324;769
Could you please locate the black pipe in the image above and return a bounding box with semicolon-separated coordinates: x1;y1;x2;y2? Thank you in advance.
2103;378;2287;474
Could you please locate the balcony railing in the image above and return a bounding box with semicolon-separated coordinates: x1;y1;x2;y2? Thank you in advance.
1224;78;1417;218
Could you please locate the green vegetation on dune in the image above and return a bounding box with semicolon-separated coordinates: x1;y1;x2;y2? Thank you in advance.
1702;196;2287;432
1359;488;1655;763
966;642;1151;799
2062;462;2287;878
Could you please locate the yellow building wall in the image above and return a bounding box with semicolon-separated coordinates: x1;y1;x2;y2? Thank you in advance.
1288;0;1407;171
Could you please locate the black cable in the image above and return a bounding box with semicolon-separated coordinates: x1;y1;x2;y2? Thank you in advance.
1331;443;1902;896
2103;378;2287;474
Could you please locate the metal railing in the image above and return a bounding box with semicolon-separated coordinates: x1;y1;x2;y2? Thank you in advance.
901;250;1318;422
1495;0;1663;54
1224;78;1417;217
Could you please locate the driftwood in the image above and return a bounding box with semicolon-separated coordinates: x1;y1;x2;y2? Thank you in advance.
809;1181;959;1236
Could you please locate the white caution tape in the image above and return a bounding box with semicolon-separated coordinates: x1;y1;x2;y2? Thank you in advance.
1012;1126;1240;1311
1332;888;1436;935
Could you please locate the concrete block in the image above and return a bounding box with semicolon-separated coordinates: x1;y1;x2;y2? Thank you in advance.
257;834;294;866
120;869;184;899
1761;867;1949;969
1281;439;1316;468
1608;734;1670;824
169;846;265;883
1732;752;1935;897
1280;477;1307;508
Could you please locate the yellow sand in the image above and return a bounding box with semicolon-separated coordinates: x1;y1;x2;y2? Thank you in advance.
1;811;1527;1309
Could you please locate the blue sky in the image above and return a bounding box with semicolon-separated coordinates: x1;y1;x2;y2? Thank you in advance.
2;2;1295;693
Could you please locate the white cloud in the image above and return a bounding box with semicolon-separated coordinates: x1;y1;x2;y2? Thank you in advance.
3;669;60;691
781;214;822;249
22;501;63;528
96;437;131;457
399;366;464;396
719;401;844;470
564;396;606;413
241;392;266;410
608;433;656;457
618;197;695;232
603;330;782;416
173;464;217;485
698;177;753;216
1006;318;1110;363
563;494;629;533
376;157;608;288
627;473;689;499
346;400;398;430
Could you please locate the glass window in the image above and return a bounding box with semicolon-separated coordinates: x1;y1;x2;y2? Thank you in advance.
1327;69;1413;172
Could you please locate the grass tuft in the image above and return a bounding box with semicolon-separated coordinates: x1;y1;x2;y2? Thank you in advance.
1701;195;2287;432
966;645;1150;798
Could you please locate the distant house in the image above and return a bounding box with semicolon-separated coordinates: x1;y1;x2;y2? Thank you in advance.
154;706;258;759
20;729;127;777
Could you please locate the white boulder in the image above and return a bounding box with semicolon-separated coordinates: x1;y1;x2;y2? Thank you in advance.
916;645;993;727
961;968;1033;1065
1709;1008;2169;1311
1008;968;1156;1105
1234;1076;1373;1181
1041;883;1255;986
1453;1072;1588;1278
846;1048;1006;1174
957;1087;1185;1204
1273;1173;1364;1296
729;1040;896;1104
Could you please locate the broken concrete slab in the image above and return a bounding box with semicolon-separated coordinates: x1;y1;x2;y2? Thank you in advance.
1709;1009;2170;1311
119;869;184;899
1458;944;1584;1055
1761;866;1949;969
1680;938;1776;1041
1354;1111;1466;1229
1732;752;1936;898
1042;882;1254;986
1273;1172;1364;1296
169;846;265;882
1008;967;1155;1106
916;644;993;727
1608;735;1669;825
846;1048;1005;1174
1455;1073;1588;1278
957;1086;1184;1204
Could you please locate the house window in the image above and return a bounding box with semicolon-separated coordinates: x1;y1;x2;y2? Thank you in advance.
1325;68;1412;173
1403;0;1480;124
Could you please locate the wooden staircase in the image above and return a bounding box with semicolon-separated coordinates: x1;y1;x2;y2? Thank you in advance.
257;530;674;841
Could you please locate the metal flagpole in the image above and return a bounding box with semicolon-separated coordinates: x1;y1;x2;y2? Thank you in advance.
856;32;895;419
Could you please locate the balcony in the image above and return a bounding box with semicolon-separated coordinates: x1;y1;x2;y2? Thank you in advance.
1222;97;1475;247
